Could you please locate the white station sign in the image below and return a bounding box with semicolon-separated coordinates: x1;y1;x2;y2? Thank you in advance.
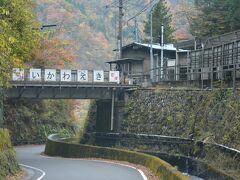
61;69;72;82
12;68;24;81
44;69;56;81
77;70;88;82
93;70;104;82
30;68;41;81
109;71;120;84
12;68;121;84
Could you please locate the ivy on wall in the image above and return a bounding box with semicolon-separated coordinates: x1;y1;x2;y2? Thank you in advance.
4;99;75;145
122;90;240;150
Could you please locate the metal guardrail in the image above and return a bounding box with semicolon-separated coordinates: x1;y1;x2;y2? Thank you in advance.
93;132;240;157
94;132;193;144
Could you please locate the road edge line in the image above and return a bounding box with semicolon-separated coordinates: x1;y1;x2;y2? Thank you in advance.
41;154;148;180
89;159;148;180
19;164;46;180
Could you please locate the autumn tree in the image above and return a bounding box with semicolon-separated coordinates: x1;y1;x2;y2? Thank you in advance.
190;0;240;37
32;36;77;69
144;0;175;44
0;0;41;86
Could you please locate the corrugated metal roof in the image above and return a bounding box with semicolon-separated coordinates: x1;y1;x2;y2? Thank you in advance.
106;58;143;64
122;42;188;52
134;42;176;51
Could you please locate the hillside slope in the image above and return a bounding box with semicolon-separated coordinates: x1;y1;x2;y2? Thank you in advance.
36;0;193;70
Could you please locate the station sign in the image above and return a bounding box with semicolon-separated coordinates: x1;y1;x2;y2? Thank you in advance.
44;69;56;82
77;70;88;82
12;68;24;81
61;69;71;82
12;69;120;84
93;70;104;82
30;68;41;81
109;71;120;84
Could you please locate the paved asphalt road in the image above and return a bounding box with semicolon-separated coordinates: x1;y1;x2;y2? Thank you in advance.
15;145;145;180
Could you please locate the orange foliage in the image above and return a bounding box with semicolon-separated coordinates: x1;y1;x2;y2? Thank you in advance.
95;32;109;49
33;37;77;69
174;31;192;41
79;22;91;32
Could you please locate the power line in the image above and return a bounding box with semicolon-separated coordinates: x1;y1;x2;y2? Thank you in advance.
126;0;156;24
105;0;128;8
105;0;118;8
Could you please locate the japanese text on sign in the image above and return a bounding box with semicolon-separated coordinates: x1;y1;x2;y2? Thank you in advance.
93;70;104;82
45;69;56;81
12;68;24;81
78;70;88;82
30;69;41;81
12;69;120;84
61;70;71;82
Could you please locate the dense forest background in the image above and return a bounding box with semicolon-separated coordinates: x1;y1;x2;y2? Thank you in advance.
35;0;193;69
2;0;240;145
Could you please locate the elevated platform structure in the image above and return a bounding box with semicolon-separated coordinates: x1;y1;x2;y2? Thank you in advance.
7;81;136;99
7;69;138;99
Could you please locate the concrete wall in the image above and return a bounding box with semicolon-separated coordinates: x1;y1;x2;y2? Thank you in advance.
95;91;127;132
95;100;126;132
96;100;111;132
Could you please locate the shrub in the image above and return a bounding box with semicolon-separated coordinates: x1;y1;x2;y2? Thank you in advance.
0;129;20;179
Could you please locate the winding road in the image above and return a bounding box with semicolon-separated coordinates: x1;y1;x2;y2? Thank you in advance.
15;145;146;180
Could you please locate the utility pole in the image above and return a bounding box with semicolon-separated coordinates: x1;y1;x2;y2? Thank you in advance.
150;2;154;82
111;0;123;131
160;24;164;80
134;18;139;42
118;0;123;59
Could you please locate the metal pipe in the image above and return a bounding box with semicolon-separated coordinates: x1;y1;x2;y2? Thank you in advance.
111;89;115;131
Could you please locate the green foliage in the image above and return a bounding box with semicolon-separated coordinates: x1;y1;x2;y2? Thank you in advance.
0;129;11;151
190;0;240;37
122;90;240;150
4;100;75;145
0;0;41;87
201;144;240;179
0;89;3;126
79;101;96;143
45;136;190;180
0;149;20;179
0;129;20;179
144;0;175;43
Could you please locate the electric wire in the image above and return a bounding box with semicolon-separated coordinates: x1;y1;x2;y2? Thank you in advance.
126;0;156;24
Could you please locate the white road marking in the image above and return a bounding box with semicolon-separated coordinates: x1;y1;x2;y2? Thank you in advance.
102;161;148;180
19;164;46;180
41;154;148;180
